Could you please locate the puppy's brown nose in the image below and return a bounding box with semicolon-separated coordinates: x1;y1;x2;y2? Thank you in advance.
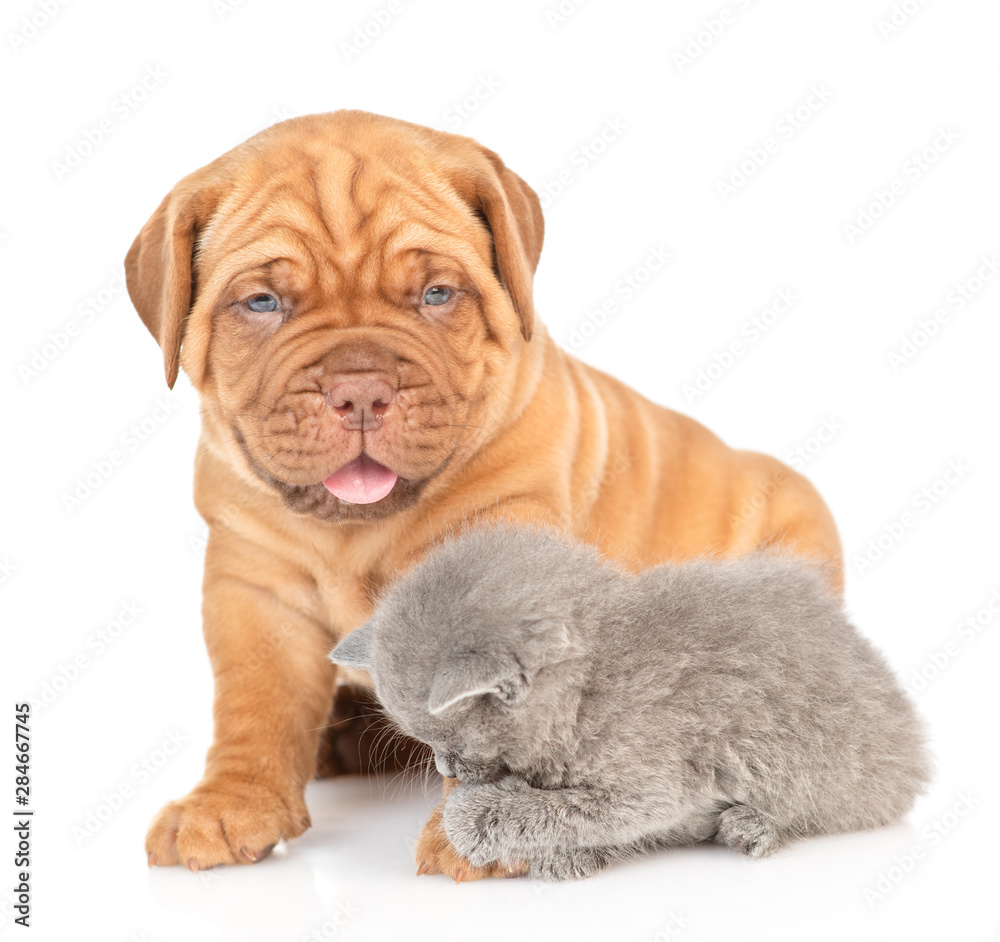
328;375;395;432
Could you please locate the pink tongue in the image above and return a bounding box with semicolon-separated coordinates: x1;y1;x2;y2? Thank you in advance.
323;455;398;504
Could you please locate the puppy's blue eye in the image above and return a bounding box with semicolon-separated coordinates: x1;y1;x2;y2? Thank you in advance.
423;286;451;306
246;294;279;313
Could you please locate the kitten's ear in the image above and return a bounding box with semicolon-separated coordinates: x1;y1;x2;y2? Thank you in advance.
428;654;524;715
330;622;374;669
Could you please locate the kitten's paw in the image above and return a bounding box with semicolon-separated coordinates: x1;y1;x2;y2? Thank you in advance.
715;804;783;859
443;783;509;867
415;802;526;882
531;846;611;882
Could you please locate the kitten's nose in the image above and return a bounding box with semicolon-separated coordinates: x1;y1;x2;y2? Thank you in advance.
434;753;453;777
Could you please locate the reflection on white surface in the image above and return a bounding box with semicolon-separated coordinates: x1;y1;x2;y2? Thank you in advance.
17;765;992;942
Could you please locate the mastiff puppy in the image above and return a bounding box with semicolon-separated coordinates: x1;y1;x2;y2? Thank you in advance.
126;110;842;879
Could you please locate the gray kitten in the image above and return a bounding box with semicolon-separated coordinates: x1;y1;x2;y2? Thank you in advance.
330;525;930;880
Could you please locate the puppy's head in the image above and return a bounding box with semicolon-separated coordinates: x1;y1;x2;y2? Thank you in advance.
125;110;544;521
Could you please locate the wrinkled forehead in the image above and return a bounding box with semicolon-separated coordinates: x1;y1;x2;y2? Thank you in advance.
194;144;493;297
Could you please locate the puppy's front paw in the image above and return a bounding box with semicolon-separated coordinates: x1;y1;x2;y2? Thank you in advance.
145;777;311;871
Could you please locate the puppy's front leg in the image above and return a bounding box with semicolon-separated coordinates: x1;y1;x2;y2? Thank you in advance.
146;532;334;870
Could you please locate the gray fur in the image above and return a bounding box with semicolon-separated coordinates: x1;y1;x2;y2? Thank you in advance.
329;524;931;880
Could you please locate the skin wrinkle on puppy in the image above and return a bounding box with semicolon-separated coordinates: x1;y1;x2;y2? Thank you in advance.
125;110;844;878
332;525;930;882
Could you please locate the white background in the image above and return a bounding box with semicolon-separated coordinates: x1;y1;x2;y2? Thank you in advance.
3;0;999;939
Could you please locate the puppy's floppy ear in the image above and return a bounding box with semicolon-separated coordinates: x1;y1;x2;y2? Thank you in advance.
124;171;223;389
452;152;544;342
330;622;375;670
428;652;525;715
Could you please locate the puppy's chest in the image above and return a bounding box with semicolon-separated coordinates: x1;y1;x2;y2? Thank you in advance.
313;567;383;642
